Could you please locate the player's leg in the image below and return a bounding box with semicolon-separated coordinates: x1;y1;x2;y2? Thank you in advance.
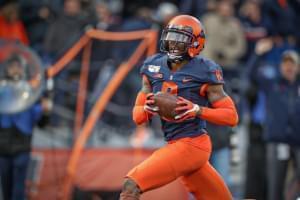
120;134;211;199
181;162;232;200
120;146;179;200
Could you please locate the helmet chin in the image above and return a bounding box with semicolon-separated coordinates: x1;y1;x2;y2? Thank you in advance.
167;53;189;63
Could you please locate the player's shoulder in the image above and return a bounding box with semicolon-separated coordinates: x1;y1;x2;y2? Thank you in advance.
140;53;166;73
143;53;165;64
193;56;222;72
192;56;224;84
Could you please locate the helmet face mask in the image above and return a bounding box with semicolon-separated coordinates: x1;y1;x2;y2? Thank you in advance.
160;26;194;63
160;15;206;63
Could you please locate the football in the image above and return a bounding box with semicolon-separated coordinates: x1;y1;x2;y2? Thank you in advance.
153;92;178;120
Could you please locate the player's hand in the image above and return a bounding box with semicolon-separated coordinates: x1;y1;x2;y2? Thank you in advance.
144;93;159;115
174;96;200;122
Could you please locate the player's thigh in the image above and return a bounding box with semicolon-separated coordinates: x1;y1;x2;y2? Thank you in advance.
127;139;210;192
181;162;232;200
127;144;179;192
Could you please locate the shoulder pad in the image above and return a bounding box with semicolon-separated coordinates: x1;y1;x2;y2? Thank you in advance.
207;63;224;84
199;56;224;84
140;53;165;75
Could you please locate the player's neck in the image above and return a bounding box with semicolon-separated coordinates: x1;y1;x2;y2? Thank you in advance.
169;60;189;72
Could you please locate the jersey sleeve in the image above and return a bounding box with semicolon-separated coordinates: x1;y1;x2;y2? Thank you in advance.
139;63;148;76
139;54;161;77
207;64;225;84
139;55;156;76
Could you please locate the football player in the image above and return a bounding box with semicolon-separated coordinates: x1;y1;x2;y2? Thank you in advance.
120;15;238;200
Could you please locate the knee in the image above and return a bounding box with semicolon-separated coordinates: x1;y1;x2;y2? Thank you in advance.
120;178;141;200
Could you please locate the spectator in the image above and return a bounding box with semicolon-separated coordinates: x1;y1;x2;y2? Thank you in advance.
264;0;297;38
289;0;300;43
43;0;88;60
88;0;122;97
250;47;300;200
93;0;120;31
178;0;216;18
239;0;272;59
243;38;273;200
90;0;121;62
265;50;300;200
263;34;297;67
95;6;153;130
111;6;153;63
43;0;88;125
201;0;246;71
0;53;51;200
18;0;56;54
0;2;29;45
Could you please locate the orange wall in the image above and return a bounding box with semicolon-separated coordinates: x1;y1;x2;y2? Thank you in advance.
27;148;189;200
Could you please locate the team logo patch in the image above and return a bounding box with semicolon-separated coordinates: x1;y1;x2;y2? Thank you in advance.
148;65;161;73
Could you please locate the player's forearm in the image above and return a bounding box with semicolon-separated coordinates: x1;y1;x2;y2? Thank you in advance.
199;96;239;126
132;92;151;125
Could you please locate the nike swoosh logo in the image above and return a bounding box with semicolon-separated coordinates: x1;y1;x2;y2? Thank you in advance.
182;78;193;83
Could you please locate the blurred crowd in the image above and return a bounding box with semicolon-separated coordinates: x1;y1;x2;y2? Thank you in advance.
0;0;299;199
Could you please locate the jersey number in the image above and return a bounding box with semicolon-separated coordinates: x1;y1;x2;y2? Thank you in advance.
161;81;178;95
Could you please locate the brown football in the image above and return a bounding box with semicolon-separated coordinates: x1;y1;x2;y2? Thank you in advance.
153;92;178;120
